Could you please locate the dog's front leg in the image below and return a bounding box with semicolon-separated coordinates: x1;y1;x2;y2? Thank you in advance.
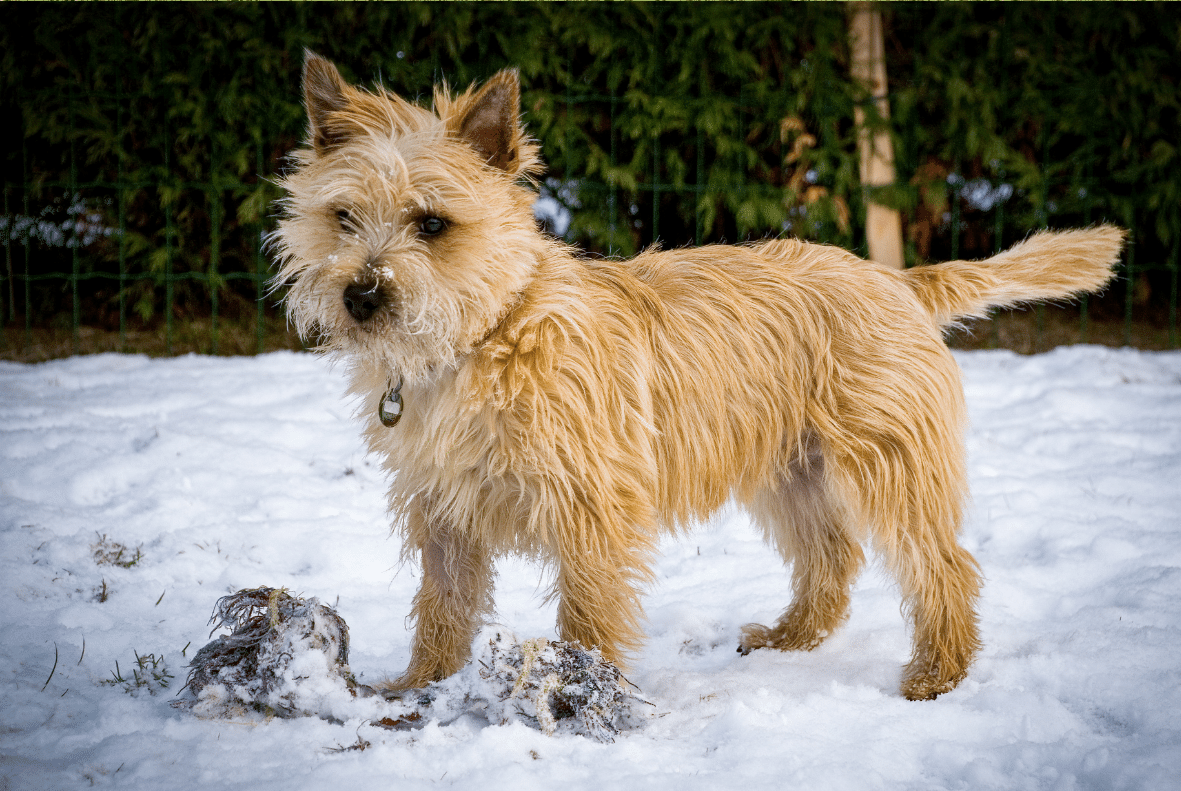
552;499;654;668
386;501;493;691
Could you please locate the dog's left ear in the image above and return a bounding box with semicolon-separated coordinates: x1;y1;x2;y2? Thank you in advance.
450;69;523;173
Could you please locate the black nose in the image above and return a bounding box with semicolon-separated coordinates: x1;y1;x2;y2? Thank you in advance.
343;279;383;323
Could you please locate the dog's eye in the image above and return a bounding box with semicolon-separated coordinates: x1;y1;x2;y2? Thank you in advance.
335;209;354;231
419;216;447;236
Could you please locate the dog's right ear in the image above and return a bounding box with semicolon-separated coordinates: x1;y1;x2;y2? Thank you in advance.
303;51;350;153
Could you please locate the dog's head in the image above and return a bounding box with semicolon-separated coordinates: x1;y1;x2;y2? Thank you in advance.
273;52;546;380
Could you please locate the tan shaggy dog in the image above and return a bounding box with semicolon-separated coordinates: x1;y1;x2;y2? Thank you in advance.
273;52;1125;701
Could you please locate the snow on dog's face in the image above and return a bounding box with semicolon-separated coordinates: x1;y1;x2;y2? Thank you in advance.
272;52;544;381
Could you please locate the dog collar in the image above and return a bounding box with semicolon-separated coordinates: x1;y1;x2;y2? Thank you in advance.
378;377;404;427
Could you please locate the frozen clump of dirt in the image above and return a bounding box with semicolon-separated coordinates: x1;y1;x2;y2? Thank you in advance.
179;587;358;720
177;590;649;740
382;626;651;742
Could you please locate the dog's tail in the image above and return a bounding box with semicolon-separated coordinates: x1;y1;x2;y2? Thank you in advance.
903;225;1125;327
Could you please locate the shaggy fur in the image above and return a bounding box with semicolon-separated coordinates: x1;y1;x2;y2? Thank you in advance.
273;52;1125;701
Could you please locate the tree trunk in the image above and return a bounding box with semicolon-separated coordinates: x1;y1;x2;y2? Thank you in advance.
849;2;905;269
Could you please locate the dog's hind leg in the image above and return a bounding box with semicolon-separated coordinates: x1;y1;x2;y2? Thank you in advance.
891;530;982;701
835;411;982;700
386;500;494;691
738;441;865;655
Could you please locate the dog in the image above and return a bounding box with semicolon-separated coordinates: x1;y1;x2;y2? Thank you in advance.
273;51;1124;700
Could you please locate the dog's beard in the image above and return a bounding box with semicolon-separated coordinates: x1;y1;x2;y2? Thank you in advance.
281;259;475;383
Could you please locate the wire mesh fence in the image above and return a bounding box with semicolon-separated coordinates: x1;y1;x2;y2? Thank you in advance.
2;3;1178;361
1;95;275;357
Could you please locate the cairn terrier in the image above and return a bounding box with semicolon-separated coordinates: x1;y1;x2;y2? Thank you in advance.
274;52;1124;700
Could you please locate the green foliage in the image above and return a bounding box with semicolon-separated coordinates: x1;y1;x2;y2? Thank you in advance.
1;2;1178;342
102;651;172;697
889;3;1181;268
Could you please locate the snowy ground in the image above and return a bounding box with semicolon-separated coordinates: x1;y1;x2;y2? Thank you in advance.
1;346;1179;790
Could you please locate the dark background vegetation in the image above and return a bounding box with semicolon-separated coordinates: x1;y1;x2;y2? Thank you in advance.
2;2;1179;360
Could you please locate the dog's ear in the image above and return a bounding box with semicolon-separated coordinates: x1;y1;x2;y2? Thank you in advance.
451;69;524;173
303;51;350;153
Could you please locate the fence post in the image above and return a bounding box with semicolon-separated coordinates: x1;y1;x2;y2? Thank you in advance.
950;160;961;261
164;120;174;356
737;80;747;238
650;17;662;246
1169;227;1178;349
69;84;80;354
1080;127;1095;345
564;53;574;244
255;139;266;355
1035;128;1051;349
209;132;221;355
695;125;704;246
990;11;1011;347
117;74;128;353
609;83;618;256
1124;222;1135;347
3;186;11;329
22;137;30;349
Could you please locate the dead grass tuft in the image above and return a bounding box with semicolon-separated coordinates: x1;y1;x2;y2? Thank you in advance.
91;534;142;569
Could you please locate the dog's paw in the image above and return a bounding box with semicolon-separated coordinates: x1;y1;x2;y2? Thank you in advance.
373;671;435;700
900;666;967;701
738;619;831;655
736;623;772;655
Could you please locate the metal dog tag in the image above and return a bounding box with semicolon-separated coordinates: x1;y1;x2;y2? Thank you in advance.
379;378;404;428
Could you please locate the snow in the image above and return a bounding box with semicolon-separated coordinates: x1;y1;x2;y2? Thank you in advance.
2;346;1179;790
